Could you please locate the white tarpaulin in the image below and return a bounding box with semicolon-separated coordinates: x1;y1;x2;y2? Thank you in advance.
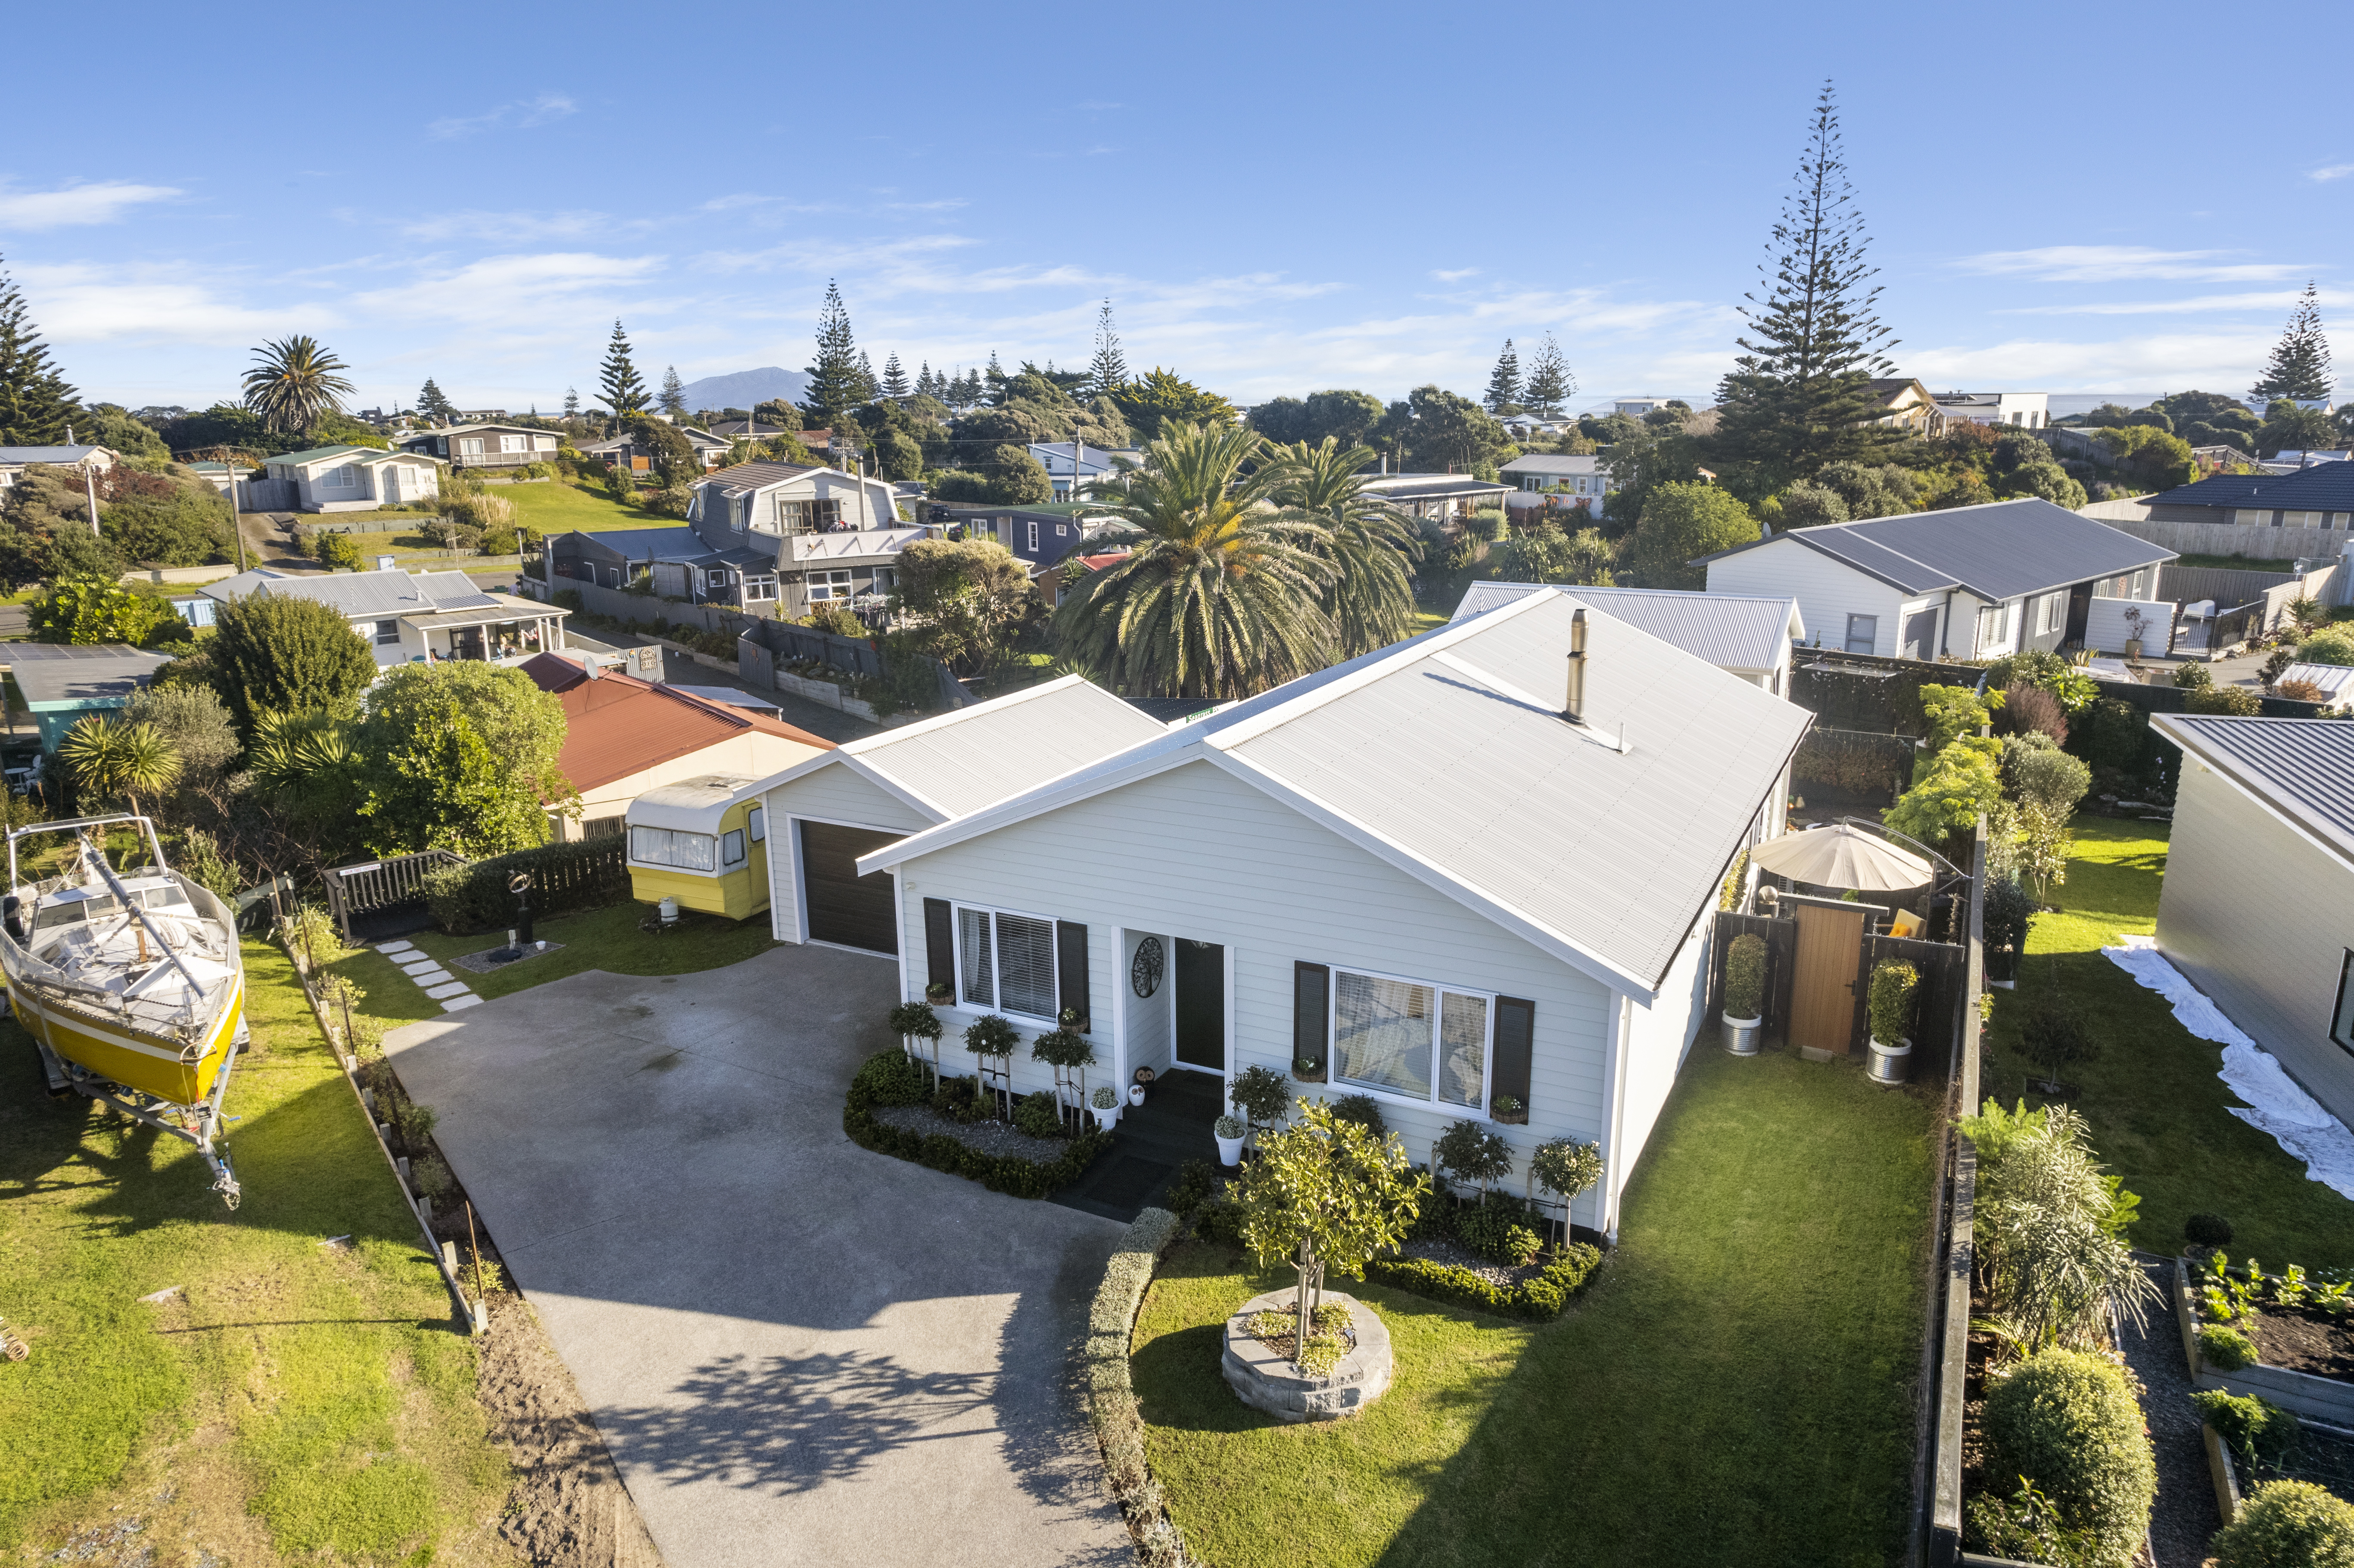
2104;934;2354;1199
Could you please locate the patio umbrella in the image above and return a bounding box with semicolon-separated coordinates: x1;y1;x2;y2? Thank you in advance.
1749;823;1932;893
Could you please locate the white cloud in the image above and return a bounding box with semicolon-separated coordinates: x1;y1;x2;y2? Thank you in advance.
2310;163;2354;182
427;92;577;140
1996;289;2335;317
349;252;666;327
10;261;320;343
1905;332;2274;390
1430;268;1480;282
0;181;181;231
1953;246;2303;283
399;208;641;243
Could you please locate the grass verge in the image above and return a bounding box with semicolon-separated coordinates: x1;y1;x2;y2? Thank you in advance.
325;900;780;1024
1989;815;2354;1266
0;936;508;1563
1132;1047;1935;1568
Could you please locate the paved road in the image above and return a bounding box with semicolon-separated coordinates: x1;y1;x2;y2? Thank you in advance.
384;946;1128;1568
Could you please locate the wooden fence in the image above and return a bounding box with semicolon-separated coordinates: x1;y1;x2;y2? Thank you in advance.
1704;911;1798;1053
322;850;466;943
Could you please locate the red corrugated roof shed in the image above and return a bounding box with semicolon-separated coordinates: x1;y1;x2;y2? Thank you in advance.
520;653;832;791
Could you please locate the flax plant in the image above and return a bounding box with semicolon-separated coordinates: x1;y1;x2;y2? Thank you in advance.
1968;1102;2158;1356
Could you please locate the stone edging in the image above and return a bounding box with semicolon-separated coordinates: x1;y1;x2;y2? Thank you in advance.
1084;1207;1193;1568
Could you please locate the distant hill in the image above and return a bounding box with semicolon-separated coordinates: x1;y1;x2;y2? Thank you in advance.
676;367;810;412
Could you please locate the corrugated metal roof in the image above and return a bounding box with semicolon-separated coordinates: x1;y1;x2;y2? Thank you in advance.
540;660;832;791
1499;454;1599;475
415;572;498;610
202;566;511;617
849;677;1169;817
1705;498;2174;600
700;460;819;489
265;444;376;466
1224;594;1806;989
2146;460;2354;511
1454;584;1800;673
557;527;704;559
0;445;107;464
4;644;171;707
2157;716;2354;858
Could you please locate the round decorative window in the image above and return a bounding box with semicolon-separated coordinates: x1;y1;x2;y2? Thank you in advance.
1130;936;1165;999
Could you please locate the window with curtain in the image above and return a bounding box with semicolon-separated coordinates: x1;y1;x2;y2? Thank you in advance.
720;829;745;867
1333;968;1494;1111
953;903;1059;1020
1974;603;2008;654
957;906;993;1008
630;827;715;869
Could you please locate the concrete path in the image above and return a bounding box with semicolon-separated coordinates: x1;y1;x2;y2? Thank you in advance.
384;946;1129;1568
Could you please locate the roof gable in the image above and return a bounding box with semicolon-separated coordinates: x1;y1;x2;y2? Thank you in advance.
1704;498;2173;601
2155;715;2354;864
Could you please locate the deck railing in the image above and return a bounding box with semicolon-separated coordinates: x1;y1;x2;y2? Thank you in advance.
323;851;467;942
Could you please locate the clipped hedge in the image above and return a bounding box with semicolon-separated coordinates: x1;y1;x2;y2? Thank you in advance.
1085;1207;1189;1568
844;1052;1110;1198
2214;1480;2354;1568
1363;1242;1604;1319
422;838;630;933
1981;1348;2157;1568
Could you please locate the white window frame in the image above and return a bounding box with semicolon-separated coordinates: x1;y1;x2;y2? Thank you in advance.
2285;510;2322;529
2235;509;2273;527
459;438;484;456
322;465;356;491
374;618;402;646
720;828;746;867
2034;592;2062;636
1328;962;1497;1117
744;574;778;603
950;899;1060;1025
807;569;854;601
499;434;527;454
1974;602;2008;655
747;806;765;843
1026;519;1039;552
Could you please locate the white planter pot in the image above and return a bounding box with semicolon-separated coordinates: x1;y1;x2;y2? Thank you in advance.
1867;1035;1913;1086
1093;1104;1120;1132
1722;1012;1763;1056
1127;1085;1146;1108
1215;1132;1245;1166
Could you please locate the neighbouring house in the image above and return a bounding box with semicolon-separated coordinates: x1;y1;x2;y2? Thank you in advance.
519;650;831;841
1499;453;1613;516
1026;441;1140;502
2150;716;2354;1127
1700;498;2175;660
931;504;1112;572
1032;548;1130;607
1865;377;1940;433
2139;461;2354;531
1495;412;1582;440
544;460;915;617
625;775;773;920
395;423;563;471
1932;391;2049;430
850;589;1809;1238
749;675;1165;956
1356;473;1514;523
184;460;239;496
1;643;173;750
705;420;801;444
1602;397;1679;417
260;445;445;512
575;425;733;475
201;566;570;666
0;444;118;493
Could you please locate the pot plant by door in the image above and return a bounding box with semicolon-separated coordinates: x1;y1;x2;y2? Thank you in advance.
1092;1085;1120;1132
1721;932;1766;1056
1866;959;1918;1086
1214;1114;1246;1167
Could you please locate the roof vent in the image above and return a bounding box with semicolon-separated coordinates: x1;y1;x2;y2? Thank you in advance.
1563;608;1588;725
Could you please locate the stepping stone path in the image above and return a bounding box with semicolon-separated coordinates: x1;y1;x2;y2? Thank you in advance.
374;940;483;1013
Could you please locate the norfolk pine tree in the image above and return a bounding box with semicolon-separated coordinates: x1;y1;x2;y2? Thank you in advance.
880;352;910;400
598;321;649;419
800;281;867;425
2252;282;2333;405
0;258;81;445
1483;339;1524;414
658;365;687;417
563;386;580;419
1523;333;1574;418
1087;299;1128;398
1712;82;1909;496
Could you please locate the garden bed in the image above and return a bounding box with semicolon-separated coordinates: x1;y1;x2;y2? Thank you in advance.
2244;1303;2354;1379
872;1101;1075;1162
843;1051;1111;1199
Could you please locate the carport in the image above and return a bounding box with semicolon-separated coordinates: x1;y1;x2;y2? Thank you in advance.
383;944;1129;1568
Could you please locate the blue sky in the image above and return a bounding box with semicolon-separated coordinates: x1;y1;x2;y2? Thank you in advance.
7;0;2349;417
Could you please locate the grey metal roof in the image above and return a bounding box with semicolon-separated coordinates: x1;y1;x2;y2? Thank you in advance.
201;566;500;616
1454;584;1800;673
2146;460;2354;511
414;571;498;610
1701;498;2174;601
3;644;171;707
1359;475;1513;499
701;460;820;490
554;526;704;559
1499;454;1599;475
2155;716;2354;860
847;676;1168;818
0;445;107;465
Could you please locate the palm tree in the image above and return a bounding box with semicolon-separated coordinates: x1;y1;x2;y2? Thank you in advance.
1053;423;1336;700
241;335;355;434
59;717;181;817
1272;438;1423;657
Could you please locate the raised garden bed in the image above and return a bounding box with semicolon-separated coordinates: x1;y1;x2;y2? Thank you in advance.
2176;1255;2354;1425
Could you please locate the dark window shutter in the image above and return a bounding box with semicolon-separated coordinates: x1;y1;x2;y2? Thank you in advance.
1056;921;1090;1030
923;899;954;992
1293;962;1330;1072
1493;996;1535;1111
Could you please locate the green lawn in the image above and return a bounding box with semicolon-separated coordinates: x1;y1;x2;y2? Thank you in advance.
1988;816;2354;1266
0;937;508;1563
2173;551;2297;572
1133;1047;1937;1568
500;479;680;535
325;899;782;1024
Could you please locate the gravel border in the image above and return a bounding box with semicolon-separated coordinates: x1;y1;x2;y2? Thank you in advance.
1397;1235;1552;1291
871;1102;1075;1162
2123;1254;2220;1568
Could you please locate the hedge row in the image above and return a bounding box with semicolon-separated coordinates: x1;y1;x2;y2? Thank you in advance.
1362;1242;1604;1319
1085;1207;1189;1568
422;839;630;933
844;1053;1112;1198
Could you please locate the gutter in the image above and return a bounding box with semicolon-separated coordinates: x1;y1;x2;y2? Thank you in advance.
1602;995;1635;1244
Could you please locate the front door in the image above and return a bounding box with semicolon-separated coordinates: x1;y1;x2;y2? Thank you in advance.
1174;939;1224;1070
1900;607;1938;662
452;626;485;661
1789;902;1867;1059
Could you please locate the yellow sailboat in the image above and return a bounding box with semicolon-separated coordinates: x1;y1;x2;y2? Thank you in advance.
4;815;248;1207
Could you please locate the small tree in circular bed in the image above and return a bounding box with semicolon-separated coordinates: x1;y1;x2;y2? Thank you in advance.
964;1014;1020;1120
1232;1099;1429;1333
889;1000;944;1088
1433;1119;1513;1205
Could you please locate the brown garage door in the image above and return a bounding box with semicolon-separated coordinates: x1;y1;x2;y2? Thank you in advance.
799;821;901;954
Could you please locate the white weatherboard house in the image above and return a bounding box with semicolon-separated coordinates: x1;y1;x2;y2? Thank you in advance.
2150;716;2354;1128
854;590;1811;1238
753;677;1168;955
1700;498;2176;661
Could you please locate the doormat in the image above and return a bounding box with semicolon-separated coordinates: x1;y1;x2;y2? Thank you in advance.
451;941;566;976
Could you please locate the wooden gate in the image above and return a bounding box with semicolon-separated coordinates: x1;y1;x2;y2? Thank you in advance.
1786;896;1877;1059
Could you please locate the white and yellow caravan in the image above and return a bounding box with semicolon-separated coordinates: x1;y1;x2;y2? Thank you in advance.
3;815;249;1206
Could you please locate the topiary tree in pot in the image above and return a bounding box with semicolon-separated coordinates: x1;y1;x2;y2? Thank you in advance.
1722;931;1767;1055
1868;960;1918;1049
963;1014;1019;1121
1433;1119;1513;1206
1229;1064;1291;1148
889;1000;944;1089
1232;1099;1429;1338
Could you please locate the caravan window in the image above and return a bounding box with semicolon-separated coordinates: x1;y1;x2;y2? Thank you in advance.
630;827;715;871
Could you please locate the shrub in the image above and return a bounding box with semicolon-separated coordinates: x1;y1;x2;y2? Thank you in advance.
420;838;627;932
851;1048;926;1108
1362;1242;1603;1319
887;1001;943;1042
2010;747;2092;818
1327;1093;1387;1138
1213;1114;1245;1140
2301;629;2354;668
411;1155;453;1201
2201;1325;2259;1371
1996;682;2069;747
1868;960;1918;1046
2279;678;2329;702
1532;1138;1605;1204
1983;874;2040;955
2172;661;2214;689
2186;1212;2234;1248
1228;1064;1290;1132
1166;1159;1218;1219
1456;1195;1546;1263
2191;1388;2299;1470
1194;1201;1246;1244
1980;1349;2157;1568
1015;1089;1064;1139
1724;932;1766;1018
845;1070;1110;1198
963;1013;1019;1062
315;531;364;570
479;527;518;556
2187;684;2263;716
2213;1480;2354;1568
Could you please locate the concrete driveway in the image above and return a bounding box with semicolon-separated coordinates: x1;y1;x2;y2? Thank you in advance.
384;944;1130;1568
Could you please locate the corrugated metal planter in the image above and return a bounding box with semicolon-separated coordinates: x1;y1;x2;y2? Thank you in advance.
1722;1013;1762;1056
1867;1035;1912;1085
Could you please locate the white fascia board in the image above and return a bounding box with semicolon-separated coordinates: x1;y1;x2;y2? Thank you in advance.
854;740;1207;877
839;674;1090;756
837;753;953;820
1205;750;1659;999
